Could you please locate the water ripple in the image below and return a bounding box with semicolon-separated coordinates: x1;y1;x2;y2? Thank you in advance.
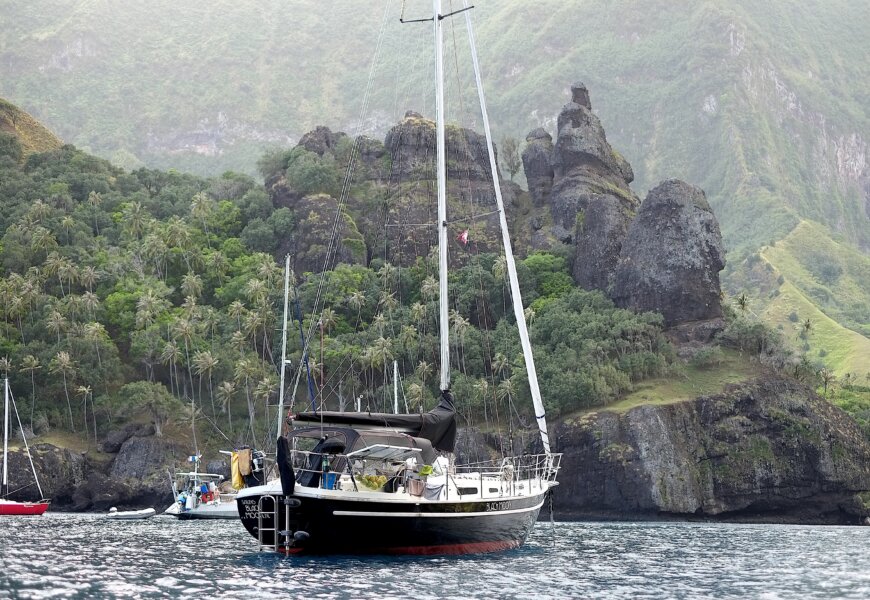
1;515;868;599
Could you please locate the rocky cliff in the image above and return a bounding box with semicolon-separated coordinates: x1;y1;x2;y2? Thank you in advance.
552;376;870;524
519;83;726;326
4;424;185;511
270;83;727;329
612;179;725;326
267;111;520;274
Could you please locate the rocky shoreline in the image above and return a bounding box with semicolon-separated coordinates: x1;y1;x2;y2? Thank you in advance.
8;376;868;524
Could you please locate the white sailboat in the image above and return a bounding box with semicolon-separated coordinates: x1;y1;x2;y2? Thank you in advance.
236;0;560;555
1;376;50;516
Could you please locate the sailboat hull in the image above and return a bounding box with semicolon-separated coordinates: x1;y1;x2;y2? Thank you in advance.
237;488;548;555
0;499;49;516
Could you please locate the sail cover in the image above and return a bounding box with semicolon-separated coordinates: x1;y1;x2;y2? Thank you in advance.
292;391;457;452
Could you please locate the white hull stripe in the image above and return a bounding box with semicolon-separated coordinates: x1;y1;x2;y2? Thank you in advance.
332;500;545;518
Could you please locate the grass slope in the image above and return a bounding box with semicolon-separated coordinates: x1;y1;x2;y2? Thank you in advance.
0;97;62;156
761;278;870;378
762;220;870;337
572;350;762;416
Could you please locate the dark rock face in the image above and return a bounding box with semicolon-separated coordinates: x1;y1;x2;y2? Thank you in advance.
521;128;554;206
384;112;500;192
552;376;870;523
571;191;637;292
99;423;155;453
522;82;640;291
6;426;188;511
612;179;725;326
298;126;347;157
4;443;86;505
269;113;515;271
273;190;367;275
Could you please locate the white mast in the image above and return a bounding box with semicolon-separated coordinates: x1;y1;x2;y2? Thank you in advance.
3;378;9;496
434;0;450;392
393;360;399;414
276;254;291;440
463;2;551;455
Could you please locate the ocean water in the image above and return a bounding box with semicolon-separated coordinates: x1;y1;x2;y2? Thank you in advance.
1;514;868;599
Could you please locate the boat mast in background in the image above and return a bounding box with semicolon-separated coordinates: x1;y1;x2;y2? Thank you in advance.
2;377;8;498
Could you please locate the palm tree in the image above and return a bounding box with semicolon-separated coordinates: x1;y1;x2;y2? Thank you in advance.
802;318;813;337
160;341;182;397
58;259;78;295
407;382;425;412
399;325;418;357
492;352;510;378
142;233;169;279
228;300;246;330
450;310;470;373
256;257;281;289
819;368;836;398
87;191;102;235
123;201;148;239
348;290;366;320
523;306;536;324
735;292;749;314
192;350;220;419
378;262;397;285
234;357;260;440
410;302;427;324
208;250;229;284
230;330;247;354
46;309;67;343
81;291;100;318
372;313;387;336
190;191;214;240
245;278;267;307
254;375;276;433
79;266;99;292
172;318;197;400
371;337;394;384
20;355;41;430
83;322;107;372
181;272;203;299
496;378;516;403
49;351;76;430
492;255;507;282
216;381;236;431
415;360;432;391
30;226;57;254
76;385;96;443
136;288;167;329
421;276;438;300
60;215;75;244
473;378;490;420
379;291;398;312
320;307;337;334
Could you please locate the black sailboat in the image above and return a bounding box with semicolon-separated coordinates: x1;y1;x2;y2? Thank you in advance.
236;0;561;555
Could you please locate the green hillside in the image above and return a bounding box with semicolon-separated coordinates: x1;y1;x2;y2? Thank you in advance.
0;0;867;373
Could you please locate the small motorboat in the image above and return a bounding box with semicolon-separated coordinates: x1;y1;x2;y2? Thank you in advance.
164;454;244;520
106;507;156;520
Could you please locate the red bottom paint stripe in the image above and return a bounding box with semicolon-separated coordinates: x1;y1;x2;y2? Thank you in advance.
277;539;520;556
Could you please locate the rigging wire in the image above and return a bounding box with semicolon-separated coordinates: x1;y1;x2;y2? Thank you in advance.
288;0;395;410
